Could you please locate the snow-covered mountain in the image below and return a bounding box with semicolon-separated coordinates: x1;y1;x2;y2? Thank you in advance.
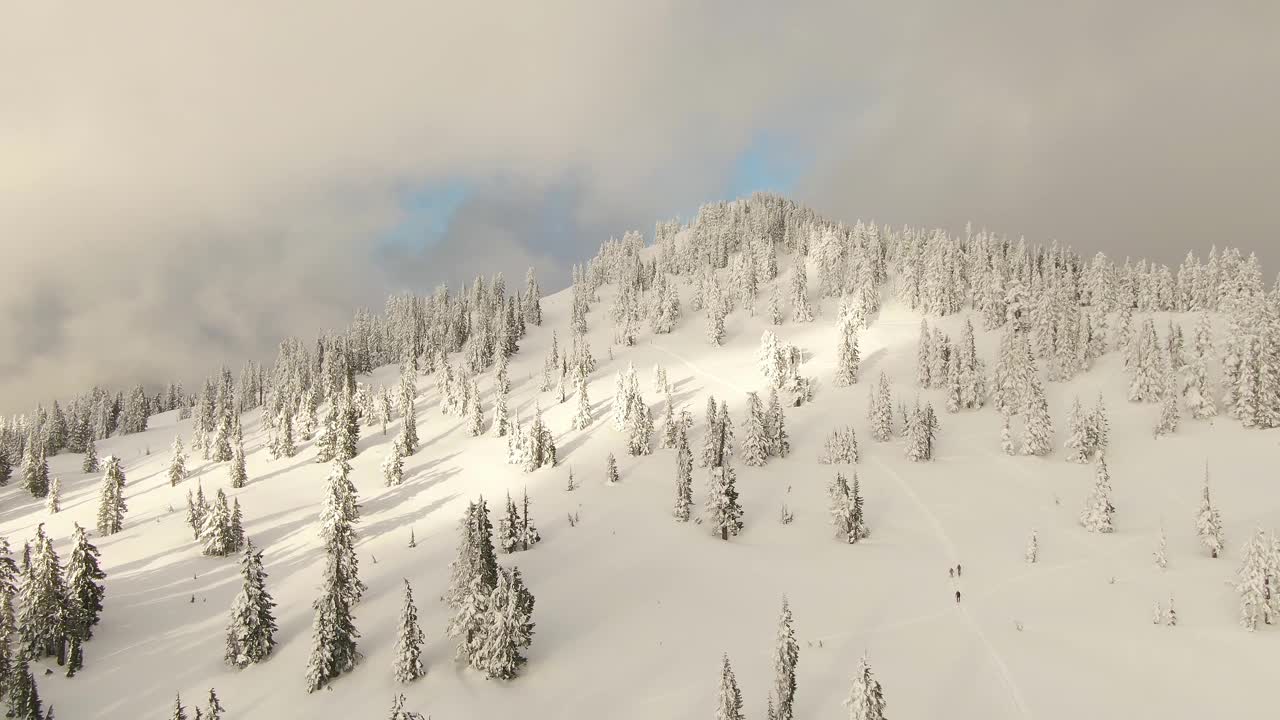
2;195;1278;719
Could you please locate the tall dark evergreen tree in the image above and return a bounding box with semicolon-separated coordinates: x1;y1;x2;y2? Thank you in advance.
392;579;425;683
771;597;800;720
18;525;66;663
304;462;364;692
225;540;277;669
0;445;11;487
64;523;106;647
21;441;49;499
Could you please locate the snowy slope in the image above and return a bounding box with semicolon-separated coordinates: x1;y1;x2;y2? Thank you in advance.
6;257;1280;720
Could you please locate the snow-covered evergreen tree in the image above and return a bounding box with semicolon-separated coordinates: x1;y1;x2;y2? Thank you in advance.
1025;529;1038;563
844;653;888;720
1021;377;1053;456
225;539;277;669
791;260;813;323
741;392;769;467
472;566;535;680
715;654;745;720
200;489;237;557
571;363;592;431
1154;526;1168;569
399;377;418;456
833;319;861;387
766;389;790;459
18;525;66;661
21;441;49;499
771;597;800;720
229;434;248;489
63;523;105;651
828;472;869;544
497;492;521;554
81;435;99;474
605;452;620;484
168;436;187;486
916;319;933;387
95;458;127;536
1080;456;1116;533
705;462;745;541
674;421;694;522
1237;527;1273;631
819;427;859;465
1196;467;1225;558
305;461;364;691
1155;368;1181;437
1001;414;1015;455
868;373;894;442
382;439;404;487
392;579;425;683
1184;312;1218;418
44;478;59;515
1064;397;1090;463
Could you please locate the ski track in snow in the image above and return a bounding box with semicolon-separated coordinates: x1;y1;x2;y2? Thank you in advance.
649;340;748;395
869;455;1032;720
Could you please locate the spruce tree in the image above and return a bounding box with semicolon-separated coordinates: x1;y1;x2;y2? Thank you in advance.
229;435;248;489
392;579;425;683
0;445;11;487
467;384;485;436
381;440;405;487
771;597;800;720
305;472;363;691
571;365;592;431
399;378;418;456
95;460;127;536
1001;414;1015;455
834;319;861;387
44;478;60;515
1080;456;1116;533
473;567;535;680
19;525;67;662
869;373;893;442
170;694;188;720
519;487;540;551
715;654;745;720
64;523;105;644
741;392;769;467
168;436;188;486
844;653;888;720
497;492;520;554
1021;376;1053;456
1196;466;1225;558
6;651;42;720
705;462;744;541
1064;397;1090;463
225;539;277;668
200;489;236;557
1154;368;1181;436
80;436;99;474
1236;527;1272;631
673;422;694;522
605;453;620;484
21;441;49;499
230;500;245;553
205;688;225;720
767;389;790;458
445;499;499;664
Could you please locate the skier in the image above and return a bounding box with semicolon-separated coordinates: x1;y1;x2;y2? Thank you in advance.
955;590;961;604
957;564;962;577
949;567;954;578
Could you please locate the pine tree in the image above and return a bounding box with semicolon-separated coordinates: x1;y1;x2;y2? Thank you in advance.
1001;414;1015;456
834;319;861;386
95;459;127;536
917;319;933;388
21;441;49;499
64;523;105;646
270;408;296;460
571;364;592;431
81;436;99;474
673;422;694;522
497;492;520;554
1021;376;1053;456
626;390;654;456
791;260;813;323
392;579;425;683
869;373;893;442
1185;312;1218;418
605;453;620;484
741;392;769;467
844;653;888;720
519;487;540;551
382;440;405;487
828;473;868;544
715;654;745;720
705;462;744;541
1064;397;1090;463
229;435;248;489
19;525;67;662
7;651;42;720
766;389;790;458
44;478;60;515
305;471;363;691
771;597;800;720
170;694;188;720
168;436;188;486
205;688;225;720
1237;527;1272;631
1154;526;1168;569
1196;466;1225;558
225;539;277;668
230;500;245;553
1154;368;1181;437
200;489;236;557
473;567;536;680
1080;456;1116;533
0;445;12;487
399;378;418;456
467;383;485;436
446;499;499;665
1025;529;1038;563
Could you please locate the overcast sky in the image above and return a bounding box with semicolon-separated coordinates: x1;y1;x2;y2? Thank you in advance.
3;2;1278;414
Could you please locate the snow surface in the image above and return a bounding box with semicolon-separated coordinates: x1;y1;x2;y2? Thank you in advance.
6;264;1280;719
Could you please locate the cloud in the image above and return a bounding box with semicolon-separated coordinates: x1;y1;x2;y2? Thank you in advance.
2;2;1277;412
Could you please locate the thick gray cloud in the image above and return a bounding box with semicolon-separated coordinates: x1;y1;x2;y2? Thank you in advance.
2;2;1277;413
